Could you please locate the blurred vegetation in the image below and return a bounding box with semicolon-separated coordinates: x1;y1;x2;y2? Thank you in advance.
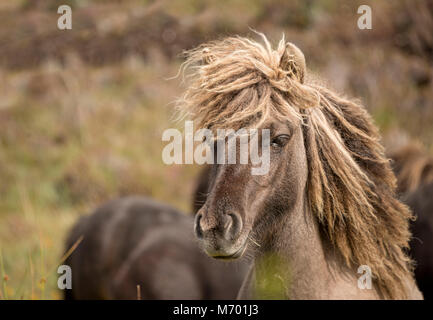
254;253;291;299
0;0;432;299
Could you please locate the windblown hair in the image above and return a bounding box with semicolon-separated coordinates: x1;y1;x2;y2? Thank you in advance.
390;143;433;195
178;34;414;299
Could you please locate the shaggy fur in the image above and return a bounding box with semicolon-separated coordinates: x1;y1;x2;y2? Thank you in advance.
178;34;415;299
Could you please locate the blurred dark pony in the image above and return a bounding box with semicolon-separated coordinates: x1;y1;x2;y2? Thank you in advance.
390;143;433;299
64;196;247;299
390;143;433;195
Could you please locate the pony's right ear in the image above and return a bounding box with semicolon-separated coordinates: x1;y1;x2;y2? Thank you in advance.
280;42;306;84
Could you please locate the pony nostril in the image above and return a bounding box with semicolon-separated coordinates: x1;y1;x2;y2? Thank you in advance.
225;212;242;240
195;213;204;239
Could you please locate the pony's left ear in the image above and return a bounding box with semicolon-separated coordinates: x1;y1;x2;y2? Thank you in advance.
201;47;215;65
280;42;306;84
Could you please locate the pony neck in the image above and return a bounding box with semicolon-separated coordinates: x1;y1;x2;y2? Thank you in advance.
251;192;380;299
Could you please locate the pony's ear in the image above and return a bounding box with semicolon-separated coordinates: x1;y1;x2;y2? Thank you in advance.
280;42;306;84
201;47;215;65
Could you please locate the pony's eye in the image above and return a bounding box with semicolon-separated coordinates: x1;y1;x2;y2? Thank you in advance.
271;135;290;148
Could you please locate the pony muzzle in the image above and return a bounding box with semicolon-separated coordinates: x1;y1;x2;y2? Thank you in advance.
194;210;246;259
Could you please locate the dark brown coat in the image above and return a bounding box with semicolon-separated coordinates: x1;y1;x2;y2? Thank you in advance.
64;196;247;299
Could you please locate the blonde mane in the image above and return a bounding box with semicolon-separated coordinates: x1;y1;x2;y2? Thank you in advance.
178;34;414;299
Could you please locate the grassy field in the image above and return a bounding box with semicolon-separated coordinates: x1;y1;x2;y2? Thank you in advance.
0;55;199;299
0;0;432;299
